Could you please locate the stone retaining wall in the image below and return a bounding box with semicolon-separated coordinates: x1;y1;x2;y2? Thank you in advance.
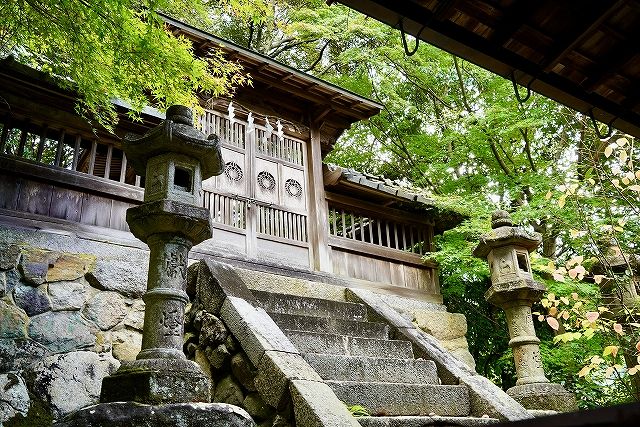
0;228;149;425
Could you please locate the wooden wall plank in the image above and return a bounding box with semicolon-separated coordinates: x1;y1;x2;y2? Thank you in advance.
80;193;111;227
49;188;83;222
110;199;131;231
0;174;21;210
17;180;52;216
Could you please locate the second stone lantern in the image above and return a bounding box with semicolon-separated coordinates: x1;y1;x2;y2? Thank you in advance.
474;211;576;413
101;105;223;404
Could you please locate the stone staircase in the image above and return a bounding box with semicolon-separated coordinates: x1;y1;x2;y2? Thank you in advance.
251;289;499;426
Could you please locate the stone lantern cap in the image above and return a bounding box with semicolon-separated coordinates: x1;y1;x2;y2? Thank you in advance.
473;210;542;259
123;105;223;179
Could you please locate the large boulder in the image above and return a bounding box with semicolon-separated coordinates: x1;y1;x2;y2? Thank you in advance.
0;300;28;339
29;351;120;419
85;255;148;298
0;372;30;424
83;291;128;330
48;281;88;311
28;311;96;353
19;248;95;285
13;282;51;316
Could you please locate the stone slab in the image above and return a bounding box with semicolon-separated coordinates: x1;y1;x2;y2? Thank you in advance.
269;312;389;340
304;354;438;384
48;281;87;311
198;259;258;314
220;296;298;366
0;300;28;339
346;288;415;329
255;350;322;410
0;372;30;424
412;311;468;341
285;330;414;359
289;379;360;427
55;401;255;427
507;383;577;413
238;268;346;302
253;290;367;321
327;381;470;416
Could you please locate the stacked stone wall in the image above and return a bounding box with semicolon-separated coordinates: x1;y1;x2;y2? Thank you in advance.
0;229;149;426
184;267;292;427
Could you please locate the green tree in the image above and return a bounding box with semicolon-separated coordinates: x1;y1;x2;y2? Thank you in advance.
0;0;269;129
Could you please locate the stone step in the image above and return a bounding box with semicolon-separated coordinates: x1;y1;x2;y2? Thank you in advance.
357;416;499;427
304;354;438;384
253;290;367;321
327;381;470;417
285;330;414;359
269;312;389;340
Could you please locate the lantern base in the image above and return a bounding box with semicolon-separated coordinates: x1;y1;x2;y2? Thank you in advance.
507;382;577;413
101;358;210;404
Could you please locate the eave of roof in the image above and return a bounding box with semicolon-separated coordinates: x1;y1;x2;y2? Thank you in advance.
335;0;640;139
161;14;382;124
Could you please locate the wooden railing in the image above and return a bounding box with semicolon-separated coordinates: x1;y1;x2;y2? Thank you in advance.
203;191;247;230
327;193;433;256
0;117;142;187
257;204;308;243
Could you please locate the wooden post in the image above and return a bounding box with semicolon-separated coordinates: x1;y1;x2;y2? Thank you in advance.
307;123;332;272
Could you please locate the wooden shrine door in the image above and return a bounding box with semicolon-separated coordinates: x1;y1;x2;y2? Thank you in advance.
199;108;311;267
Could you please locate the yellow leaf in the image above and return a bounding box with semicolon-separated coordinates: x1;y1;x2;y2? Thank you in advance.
546;316;559;330
629;184;640;192
620;150;628;163
558;196;566;208
614;323;624;335
636;170;640;180
549;306;558;316
545;191;553;200
562;310;570;320
636;341;640;352
629;366;638;375
547;261;556;270
552;272;565;282
572;292;579;300
588;178;596;185
548;293;556;301
538;315;545;322
617;137;628;146
586;311;599;322
568;268;578;279
603;345;619;358
560;296;570;305
622;177;631;186
594;275;605;284
604;144;614;158
578;365;591;377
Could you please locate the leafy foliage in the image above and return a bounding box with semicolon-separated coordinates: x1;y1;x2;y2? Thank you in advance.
0;0;268;129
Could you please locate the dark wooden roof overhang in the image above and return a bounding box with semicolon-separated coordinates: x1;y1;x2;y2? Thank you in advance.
0;58;161;144
335;0;640;139
162;15;382;149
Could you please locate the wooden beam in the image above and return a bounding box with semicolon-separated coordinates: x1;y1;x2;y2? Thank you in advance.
541;0;628;72
307;123;333;272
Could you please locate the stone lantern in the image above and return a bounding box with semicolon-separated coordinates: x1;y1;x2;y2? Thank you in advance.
100;105;223;404
474;210;576;413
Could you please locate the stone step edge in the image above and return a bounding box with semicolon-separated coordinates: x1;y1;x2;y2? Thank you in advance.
268;311;386;326
282;329;407;343
253;289;367;312
356;415;500;426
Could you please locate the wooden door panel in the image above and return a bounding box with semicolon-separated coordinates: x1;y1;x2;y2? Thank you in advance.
281;166;306;211
254;157;279;204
